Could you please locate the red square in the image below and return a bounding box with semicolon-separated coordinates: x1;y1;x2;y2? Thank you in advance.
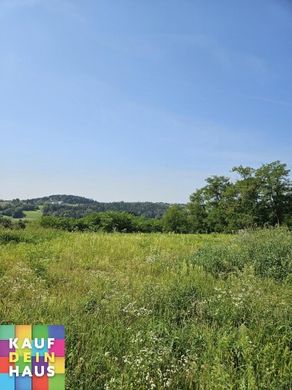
0;357;10;373
32;374;48;390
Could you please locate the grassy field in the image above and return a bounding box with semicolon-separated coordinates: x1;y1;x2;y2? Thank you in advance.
0;226;291;389
23;209;42;221
0;209;42;222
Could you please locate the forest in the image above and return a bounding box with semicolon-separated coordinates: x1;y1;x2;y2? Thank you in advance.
0;195;170;219
1;161;291;233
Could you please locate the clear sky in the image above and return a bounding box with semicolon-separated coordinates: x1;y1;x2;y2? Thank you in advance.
1;0;291;202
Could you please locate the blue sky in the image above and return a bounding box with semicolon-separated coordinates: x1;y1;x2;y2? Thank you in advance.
1;0;291;202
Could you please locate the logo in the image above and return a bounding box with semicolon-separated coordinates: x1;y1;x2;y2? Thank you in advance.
0;325;65;389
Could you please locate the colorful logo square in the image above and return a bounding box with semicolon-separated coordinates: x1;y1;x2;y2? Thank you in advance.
0;325;65;390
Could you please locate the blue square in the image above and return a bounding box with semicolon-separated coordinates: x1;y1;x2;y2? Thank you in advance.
48;325;65;339
32;339;48;356
15;376;31;390
0;373;15;390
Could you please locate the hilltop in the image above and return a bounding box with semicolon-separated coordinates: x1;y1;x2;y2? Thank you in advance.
0;194;173;219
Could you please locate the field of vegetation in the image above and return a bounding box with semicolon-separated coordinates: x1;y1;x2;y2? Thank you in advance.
0;225;291;389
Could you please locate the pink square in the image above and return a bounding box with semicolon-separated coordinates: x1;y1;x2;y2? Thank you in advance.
49;339;65;357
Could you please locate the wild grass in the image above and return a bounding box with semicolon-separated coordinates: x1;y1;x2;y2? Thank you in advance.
23;209;42;221
0;226;291;389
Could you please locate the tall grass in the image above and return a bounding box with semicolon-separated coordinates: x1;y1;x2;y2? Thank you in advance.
0;226;291;389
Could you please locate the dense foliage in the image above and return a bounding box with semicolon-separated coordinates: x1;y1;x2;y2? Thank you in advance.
0;199;37;219
28;194;97;205
42;201;170;219
1;195;171;219
0;216;26;230
0;227;291;389
40;212;163;233
2;161;291;234
161;161;292;234
188;161;291;233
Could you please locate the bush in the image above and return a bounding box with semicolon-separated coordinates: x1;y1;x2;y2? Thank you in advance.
40;213;164;233
190;228;291;282
163;205;190;233
99;211;135;233
190;243;245;277
0;230;32;244
241;228;292;281
0;217;13;229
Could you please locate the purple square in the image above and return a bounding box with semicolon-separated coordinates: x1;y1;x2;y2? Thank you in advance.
48;326;65;339
32;356;49;371
0;341;15;357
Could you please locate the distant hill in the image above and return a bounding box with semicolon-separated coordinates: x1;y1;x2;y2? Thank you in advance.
1;194;174;219
27;194;96;205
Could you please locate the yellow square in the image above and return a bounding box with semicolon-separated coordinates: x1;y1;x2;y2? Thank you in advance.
51;357;65;374
16;325;32;339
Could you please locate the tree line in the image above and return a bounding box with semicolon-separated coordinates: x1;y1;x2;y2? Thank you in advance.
40;161;291;234
1;161;291;234
165;160;291;233
42;201;170;219
0;199;36;219
40;212;163;233
0;195;171;219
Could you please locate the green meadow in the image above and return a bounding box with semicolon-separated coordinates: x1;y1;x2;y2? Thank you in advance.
0;226;291;389
23;209;42;221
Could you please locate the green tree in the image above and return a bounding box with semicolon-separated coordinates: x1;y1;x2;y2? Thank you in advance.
189;176;231;232
12;207;25;219
188;161;291;232
188;189;208;233
255;161;291;226
227;165;259;229
100;212;134;233
162;205;190;233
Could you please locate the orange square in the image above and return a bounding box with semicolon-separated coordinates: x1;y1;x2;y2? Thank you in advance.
16;325;32;340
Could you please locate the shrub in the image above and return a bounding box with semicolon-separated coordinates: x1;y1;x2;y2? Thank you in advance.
190;228;291;282
40;213;163;233
190;243;245;277
241;228;292;281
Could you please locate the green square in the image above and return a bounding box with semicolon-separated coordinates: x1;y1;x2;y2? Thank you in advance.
17;356;31;374
33;325;48;339
0;325;15;340
49;374;65;390
17;344;31;357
